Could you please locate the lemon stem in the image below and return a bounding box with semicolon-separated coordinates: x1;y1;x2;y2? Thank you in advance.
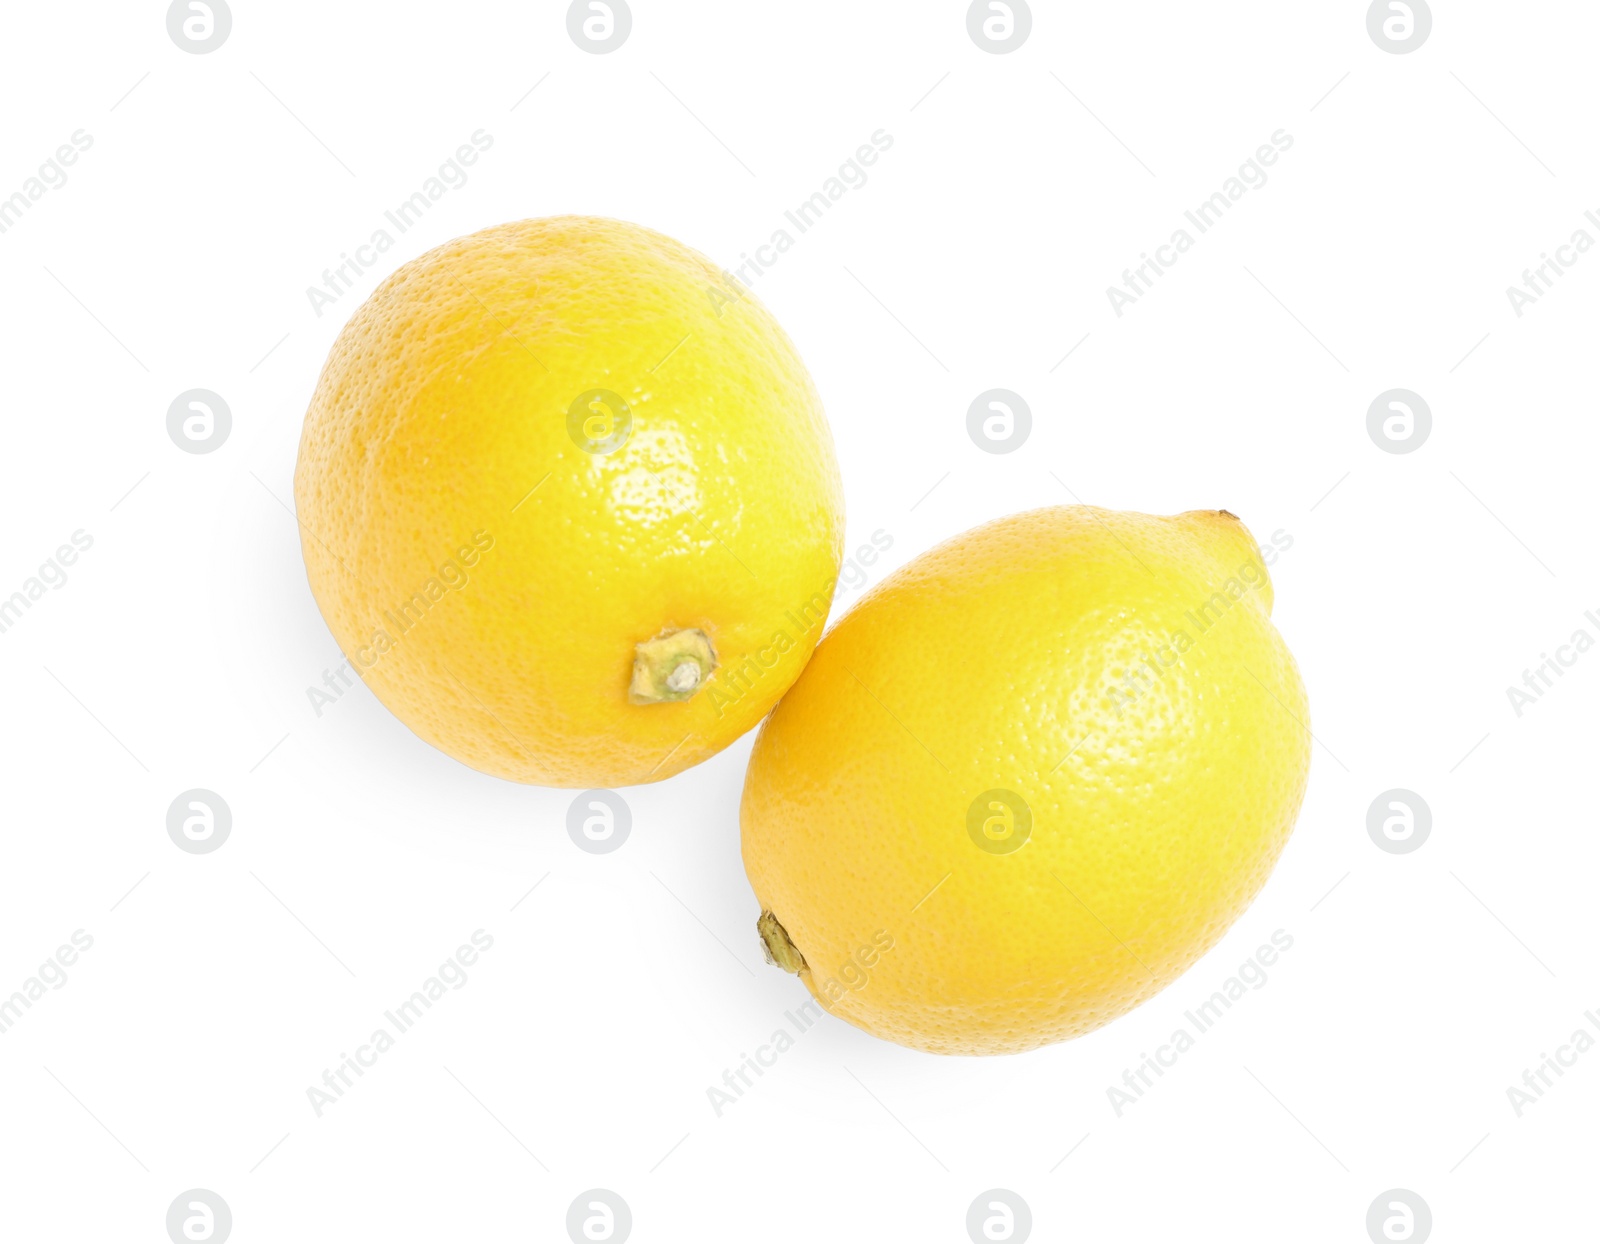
629;629;717;704
757;910;807;974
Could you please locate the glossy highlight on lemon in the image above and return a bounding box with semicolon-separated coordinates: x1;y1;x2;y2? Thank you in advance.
741;506;1311;1055
295;217;844;787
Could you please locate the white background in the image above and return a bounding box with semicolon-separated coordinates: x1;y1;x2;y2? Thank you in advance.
1;1;1596;1240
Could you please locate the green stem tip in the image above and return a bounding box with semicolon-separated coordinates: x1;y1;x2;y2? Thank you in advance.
629;628;717;704
757;910;807;974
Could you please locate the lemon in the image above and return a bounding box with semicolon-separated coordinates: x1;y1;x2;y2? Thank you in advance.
741;506;1310;1055
294;217;844;787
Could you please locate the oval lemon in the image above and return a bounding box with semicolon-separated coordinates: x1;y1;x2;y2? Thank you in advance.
741;506;1310;1055
295;217;844;787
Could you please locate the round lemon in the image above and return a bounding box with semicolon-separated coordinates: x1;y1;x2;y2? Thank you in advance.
294;217;843;787
741;506;1310;1055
